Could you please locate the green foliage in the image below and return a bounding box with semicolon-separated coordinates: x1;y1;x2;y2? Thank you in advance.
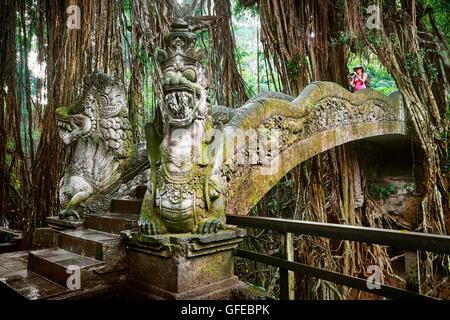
5;138;21;190
366;29;384;47
267;200;279;210
266;178;294;212
233;22;269;94
422;0;450;42
403;183;414;187
401;48;441;84
132;42;152;67
370;183;396;199
286;56;307;81
233;0;259;20
389;32;401;50
243;282;278;299
330;31;356;47
245;281;267;291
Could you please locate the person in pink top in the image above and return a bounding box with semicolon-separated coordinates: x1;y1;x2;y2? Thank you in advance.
348;66;368;92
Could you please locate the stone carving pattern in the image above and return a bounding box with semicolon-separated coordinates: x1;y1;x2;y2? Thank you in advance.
257;97;400;155
56;71;131;219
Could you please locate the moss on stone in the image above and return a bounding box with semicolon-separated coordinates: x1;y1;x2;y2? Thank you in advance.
55;106;72;118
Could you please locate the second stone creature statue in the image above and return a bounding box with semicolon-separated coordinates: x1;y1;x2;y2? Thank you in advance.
138;19;227;235
56;71;132;220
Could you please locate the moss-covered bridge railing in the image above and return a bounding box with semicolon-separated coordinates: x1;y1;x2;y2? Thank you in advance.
219;81;407;215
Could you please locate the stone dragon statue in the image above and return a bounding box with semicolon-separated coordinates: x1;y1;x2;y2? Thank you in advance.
56;71;132;219
138;19;227;235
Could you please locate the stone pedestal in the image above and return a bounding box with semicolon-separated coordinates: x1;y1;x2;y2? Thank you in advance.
125;227;246;300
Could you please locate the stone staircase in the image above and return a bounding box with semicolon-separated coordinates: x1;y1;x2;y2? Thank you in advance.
0;198;143;300
28;248;103;289
84;199;142;235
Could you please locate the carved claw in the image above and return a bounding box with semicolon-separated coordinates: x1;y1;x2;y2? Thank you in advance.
138;217;161;235
59;208;81;220
62;131;75;145
198;219;224;234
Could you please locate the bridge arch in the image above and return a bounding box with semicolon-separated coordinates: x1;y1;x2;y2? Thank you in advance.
222;82;408;215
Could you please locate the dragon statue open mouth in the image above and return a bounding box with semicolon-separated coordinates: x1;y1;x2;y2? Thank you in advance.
162;84;199;127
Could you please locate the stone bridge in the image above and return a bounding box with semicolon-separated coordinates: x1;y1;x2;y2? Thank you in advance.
219;81;407;215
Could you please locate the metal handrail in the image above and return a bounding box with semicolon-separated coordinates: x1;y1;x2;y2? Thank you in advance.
226;214;450;300
235;249;437;300
226;215;450;254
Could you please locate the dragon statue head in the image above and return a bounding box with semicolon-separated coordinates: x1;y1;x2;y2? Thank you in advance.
56;70;131;159
157;18;208;128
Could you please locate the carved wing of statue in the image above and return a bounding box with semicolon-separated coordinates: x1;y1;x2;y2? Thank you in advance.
56;71;131;219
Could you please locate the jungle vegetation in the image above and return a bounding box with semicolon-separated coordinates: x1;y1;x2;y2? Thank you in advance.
0;0;448;299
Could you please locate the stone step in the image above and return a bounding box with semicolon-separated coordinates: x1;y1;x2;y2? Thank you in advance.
28;248;103;290
110;199;143;215
0;269;70;300
0;251;69;300
84;212;139;235
0;242;20;254
57;229;121;261
47;216;84;231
